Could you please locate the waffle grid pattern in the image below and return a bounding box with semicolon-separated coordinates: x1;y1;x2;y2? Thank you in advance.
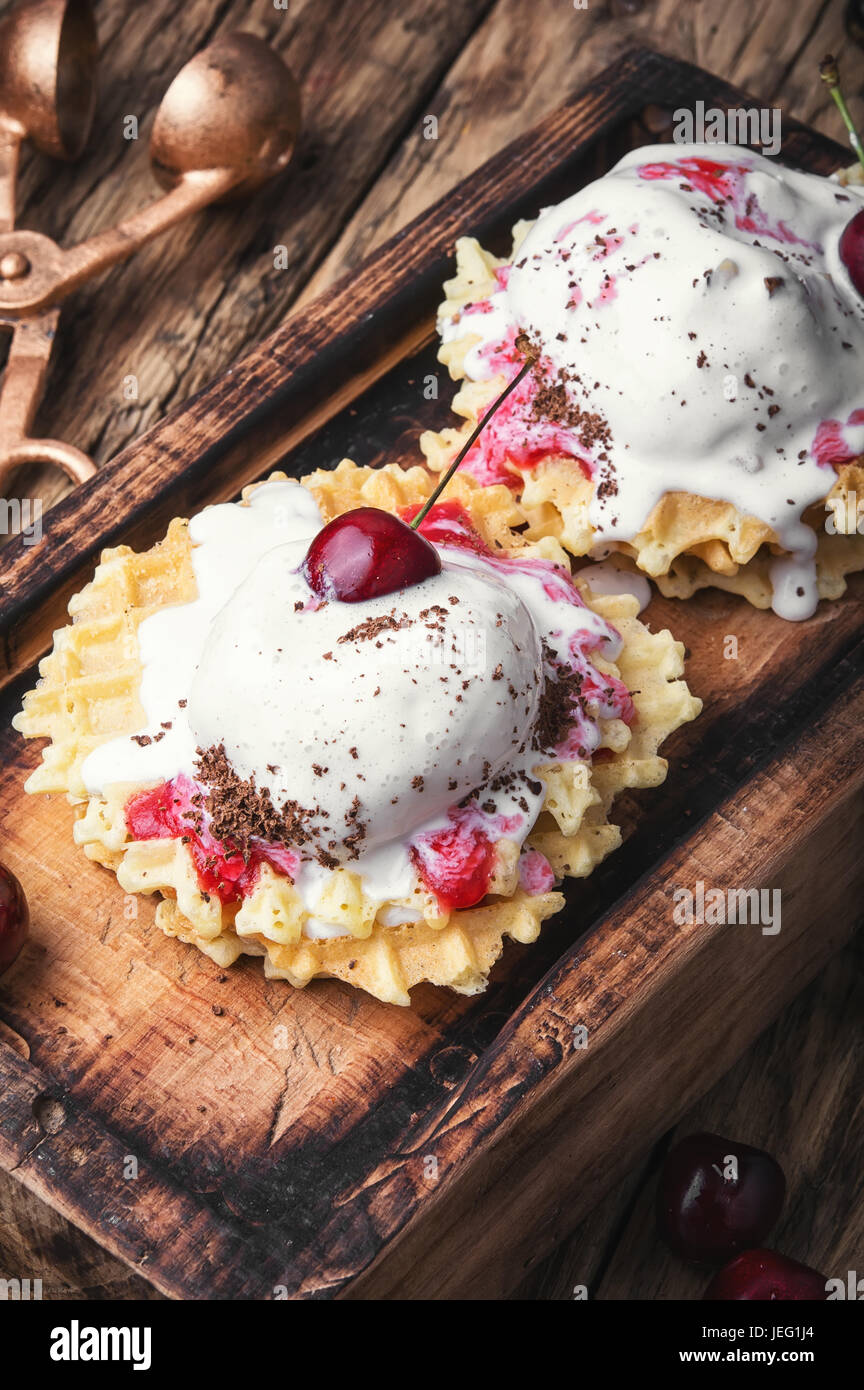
15;464;701;1004
421;229;864;610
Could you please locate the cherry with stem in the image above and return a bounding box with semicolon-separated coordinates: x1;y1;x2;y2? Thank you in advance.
303;356;534;603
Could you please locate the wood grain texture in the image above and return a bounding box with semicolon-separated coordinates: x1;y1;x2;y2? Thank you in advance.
2;584;862;1298
1;20;863;1301
3;0;857;517
515;932;864;1300
0;44;681;689
301;0;862;303
1;0;496;515
345;671;864;1298
0;1167;163;1300
0;48;847;689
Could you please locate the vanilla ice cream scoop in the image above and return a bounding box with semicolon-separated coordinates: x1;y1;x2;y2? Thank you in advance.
80;478;625;914
188;545;543;860
508;146;864;544
444;143;864;618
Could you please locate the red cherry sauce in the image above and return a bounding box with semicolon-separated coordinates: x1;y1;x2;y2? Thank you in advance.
399;501;632;909
811;407;864;467
125;774;298;905
126;504;631;917
445;318;594;488
409;811;499;913
637;155;818;250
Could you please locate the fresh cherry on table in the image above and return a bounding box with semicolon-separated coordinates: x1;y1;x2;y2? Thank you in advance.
0;863;29;974
704;1249;828;1301
302;506;441;603
656;1132;785;1263
839;206;864;297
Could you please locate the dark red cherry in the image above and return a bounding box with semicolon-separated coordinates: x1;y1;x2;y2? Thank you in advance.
704;1249;827;1301
302;507;441;603
839;207;864;297
0;863;29;974
656;1132;785;1263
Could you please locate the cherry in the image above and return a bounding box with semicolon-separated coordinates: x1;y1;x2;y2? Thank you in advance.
704;1249;828;1301
839;206;864;297
656;1132;785;1263
299;360;533;604
0;863;29;974
302;507;441;603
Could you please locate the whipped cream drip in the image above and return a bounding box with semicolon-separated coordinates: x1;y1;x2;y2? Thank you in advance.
576;561;652;611
440;144;864;619
81;481;627;932
82;480;323;791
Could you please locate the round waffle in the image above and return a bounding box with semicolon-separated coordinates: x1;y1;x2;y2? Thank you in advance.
422;193;864;613
14;462;701;1004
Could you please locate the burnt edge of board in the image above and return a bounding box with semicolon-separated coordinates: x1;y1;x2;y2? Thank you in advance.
0;48;861;1300
3;652;863;1300
0;46;849;680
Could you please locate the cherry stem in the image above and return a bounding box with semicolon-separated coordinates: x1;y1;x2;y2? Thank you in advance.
820;54;864;175
410;357;533;530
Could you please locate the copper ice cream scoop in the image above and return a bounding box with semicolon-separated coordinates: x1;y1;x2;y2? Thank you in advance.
0;0;301;494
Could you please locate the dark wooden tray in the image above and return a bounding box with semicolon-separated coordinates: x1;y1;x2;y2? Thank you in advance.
0;47;862;1300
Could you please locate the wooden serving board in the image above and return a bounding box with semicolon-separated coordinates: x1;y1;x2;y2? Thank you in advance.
0;48;862;1301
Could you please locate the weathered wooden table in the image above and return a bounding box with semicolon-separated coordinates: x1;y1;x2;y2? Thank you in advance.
1;0;862;1299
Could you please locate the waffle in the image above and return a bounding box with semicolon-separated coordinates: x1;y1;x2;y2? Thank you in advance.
422;229;864;611
14;463;701;1005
